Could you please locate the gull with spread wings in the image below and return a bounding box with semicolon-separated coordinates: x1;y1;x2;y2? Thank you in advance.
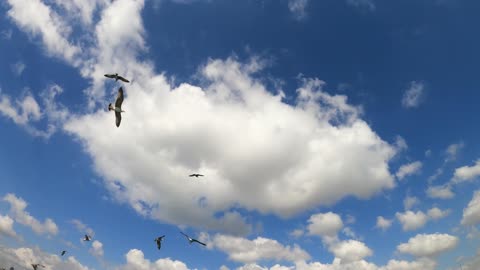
104;73;130;83
108;87;125;127
154;235;165;250
180;232;206;246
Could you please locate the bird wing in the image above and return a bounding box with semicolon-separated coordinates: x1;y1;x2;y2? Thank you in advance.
198;174;204;177
193;239;207;246
189;174;194;177
115;87;124;108
180;231;190;240
104;74;115;79
118;76;130;83
115;112;122;127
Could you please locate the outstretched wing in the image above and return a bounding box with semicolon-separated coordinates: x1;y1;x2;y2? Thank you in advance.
193;239;206;246
115;87;124;108
115;112;122;127
118;76;130;83
104;74;115;79
180;231;190;240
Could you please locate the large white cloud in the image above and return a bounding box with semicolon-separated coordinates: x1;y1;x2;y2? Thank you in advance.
397;233;458;257
117;249;191;270
207;234;310;264
0;214;17;238
461;190;480;226
0;245;90;270
307;212;344;240
395;211;428;231
3;193;58;236
328;240;373;263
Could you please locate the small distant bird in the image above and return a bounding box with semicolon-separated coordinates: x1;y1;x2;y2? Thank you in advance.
104;73;130;83
189;174;204;178
61;250;66;256
108;87;125;127
31;264;44;270
154;235;165;250
83;234;92;241
180;232;206;246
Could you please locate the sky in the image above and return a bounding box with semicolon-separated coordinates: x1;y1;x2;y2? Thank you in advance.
0;0;480;269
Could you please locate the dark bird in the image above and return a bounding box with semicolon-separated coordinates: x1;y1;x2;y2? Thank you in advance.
108;87;125;127
61;250;66;256
31;264;44;270
154;235;165;250
104;73;130;83
83;234;92;241
189;174;204;178
180;232;206;246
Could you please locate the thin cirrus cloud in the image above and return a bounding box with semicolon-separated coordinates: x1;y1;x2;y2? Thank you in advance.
288;0;309;21
401;81;426;109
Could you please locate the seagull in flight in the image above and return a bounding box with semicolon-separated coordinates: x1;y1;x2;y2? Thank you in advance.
31;264;44;270
154;235;165;250
61;250;66;256
104;73;130;83
180;232;206;246
189;174;204;178
83;234;92;241
108;87;125;127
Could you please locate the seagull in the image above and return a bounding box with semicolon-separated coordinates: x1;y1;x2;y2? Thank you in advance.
61;250;66;256
189;174;204;178
180;232;206;246
154;235;165;250
108;87;125;127
104;73;130;83
31;264;44;270
83;234;92;241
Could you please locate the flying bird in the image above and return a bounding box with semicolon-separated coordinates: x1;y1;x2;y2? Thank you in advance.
154;235;165;250
180;232;206;246
104;73;130;83
189;174;204;178
61;250;66;256
83;234;92;241
108;87;125;127
31;264;44;270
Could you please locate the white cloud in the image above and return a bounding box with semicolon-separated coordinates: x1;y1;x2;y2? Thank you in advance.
427;207;450;220
209;234;310;264
11;61;26;76
0;92;41;125
89;240;104;257
117;249;192;270
403;195;419;210
445;142;464;162
375;216;392;231
452;160;480;184
6;0;81;64
0;214;17;238
1;29;13;40
427;168;443;183
0;245;90;270
65;56;397;233
70;219;95;236
288;0;309;21
393;136;408;153
397;233;459;257
294;258;436;270
52;0;105;25
461;190;480;226
3;193;58;236
396;161;422;180
401;81;425;108
379;258;436;270
346;0;376;12
329;240;373;263
290;229;304;238
395;211;428;231
307;212;343;241
426;185;454;199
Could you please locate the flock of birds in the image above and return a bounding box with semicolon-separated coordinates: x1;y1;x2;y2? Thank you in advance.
0;74;207;270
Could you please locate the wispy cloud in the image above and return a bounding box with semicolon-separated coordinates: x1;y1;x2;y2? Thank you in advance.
288;0;309;21
10;61;25;76
346;0;376;12
402;81;426;108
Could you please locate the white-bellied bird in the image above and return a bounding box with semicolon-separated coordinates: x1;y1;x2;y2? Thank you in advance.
104;73;130;83
180;232;206;246
108;87;125;127
154;235;165;250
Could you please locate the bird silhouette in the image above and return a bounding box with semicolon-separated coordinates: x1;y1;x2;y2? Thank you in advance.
61;250;66;256
108;87;125;127
31;264;44;270
189;174;204;178
180;232;206;246
154;235;165;250
104;73;130;83
83;234;92;241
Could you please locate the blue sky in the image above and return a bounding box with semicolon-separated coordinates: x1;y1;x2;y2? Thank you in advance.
1;0;480;269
